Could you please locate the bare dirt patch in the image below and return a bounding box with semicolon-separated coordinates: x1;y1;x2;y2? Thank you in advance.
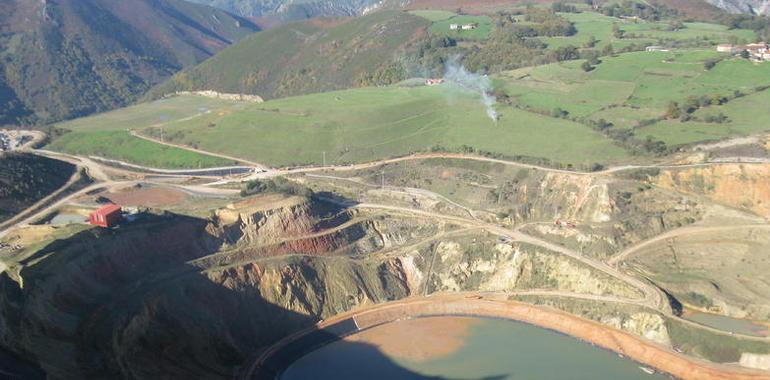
105;185;187;207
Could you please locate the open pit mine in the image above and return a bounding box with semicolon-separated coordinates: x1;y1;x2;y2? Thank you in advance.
1;155;770;380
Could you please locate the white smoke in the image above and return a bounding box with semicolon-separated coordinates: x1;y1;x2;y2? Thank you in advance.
443;57;498;123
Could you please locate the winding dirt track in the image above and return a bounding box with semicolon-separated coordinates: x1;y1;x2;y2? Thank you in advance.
608;224;770;265
343;201;661;308
246;294;770;380
130;128;770;178
129;130;265;167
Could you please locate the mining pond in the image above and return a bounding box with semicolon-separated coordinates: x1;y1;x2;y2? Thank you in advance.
281;316;672;380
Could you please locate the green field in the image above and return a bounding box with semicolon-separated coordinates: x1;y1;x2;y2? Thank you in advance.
429;15;494;40
540;12;755;50
497;49;770;147
640;89;770;145
50;85;631;169
48;96;244;168
409;10;456;22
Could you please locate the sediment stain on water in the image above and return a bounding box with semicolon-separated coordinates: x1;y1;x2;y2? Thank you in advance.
281;316;672;380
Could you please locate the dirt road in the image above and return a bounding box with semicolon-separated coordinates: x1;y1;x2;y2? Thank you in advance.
129;130;266;167
608;224;770;265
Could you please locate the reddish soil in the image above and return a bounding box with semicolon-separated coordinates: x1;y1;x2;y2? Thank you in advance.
105;186;187;207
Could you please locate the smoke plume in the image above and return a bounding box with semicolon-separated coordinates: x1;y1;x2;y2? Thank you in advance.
443;57;498;123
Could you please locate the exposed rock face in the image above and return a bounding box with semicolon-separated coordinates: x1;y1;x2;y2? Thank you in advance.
184;0;384;20
0;196;421;379
704;0;770;14
0;191;678;378
656;164;770;219
428;240;642;299
740;352;770;370
601;313;671;346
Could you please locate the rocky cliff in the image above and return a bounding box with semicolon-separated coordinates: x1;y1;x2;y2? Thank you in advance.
655;164;770;219
704;0;770;15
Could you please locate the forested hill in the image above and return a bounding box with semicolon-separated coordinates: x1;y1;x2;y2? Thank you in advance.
183;0;385;20
0;153;75;224
148;10;430;100
0;0;259;126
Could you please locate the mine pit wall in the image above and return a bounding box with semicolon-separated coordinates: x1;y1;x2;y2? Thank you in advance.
0;200;423;379
0;191;746;379
655;163;770;219
247;296;770;380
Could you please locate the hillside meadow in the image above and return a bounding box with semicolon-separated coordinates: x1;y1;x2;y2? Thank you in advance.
497;49;770;143
539;12;756;49
50;85;632;169
49;46;770;169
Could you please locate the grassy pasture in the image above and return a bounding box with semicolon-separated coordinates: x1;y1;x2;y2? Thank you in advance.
48;96;244;168
49;86;631;168
640;89;770;145
47;130;234;169
429;15;494;40
409;10;456;22
49;46;770;169
540;12;755;50
496;49;770;148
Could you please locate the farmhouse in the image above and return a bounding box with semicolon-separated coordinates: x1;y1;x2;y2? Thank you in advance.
425;78;444;86
89;204;122;228
645;46;669;52
450;23;477;31
717;42;770;61
717;44;736;53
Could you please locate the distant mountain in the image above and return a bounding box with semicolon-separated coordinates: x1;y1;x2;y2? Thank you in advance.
0;0;259;126
183;0;386;20
704;0;770;15
149;10;429;101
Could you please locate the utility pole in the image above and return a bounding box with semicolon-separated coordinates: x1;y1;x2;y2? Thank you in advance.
381;170;385;189
323;151;326;167
160;127;164;143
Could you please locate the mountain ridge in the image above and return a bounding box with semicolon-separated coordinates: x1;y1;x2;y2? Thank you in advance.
183;0;387;20
0;0;259;126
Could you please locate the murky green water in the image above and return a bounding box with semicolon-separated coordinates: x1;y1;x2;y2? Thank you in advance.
282;316;671;380
685;311;769;337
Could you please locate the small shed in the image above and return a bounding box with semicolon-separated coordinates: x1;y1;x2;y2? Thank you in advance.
89;204;122;228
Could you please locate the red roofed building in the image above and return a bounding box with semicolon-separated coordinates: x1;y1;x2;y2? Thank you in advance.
89;204;122;228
